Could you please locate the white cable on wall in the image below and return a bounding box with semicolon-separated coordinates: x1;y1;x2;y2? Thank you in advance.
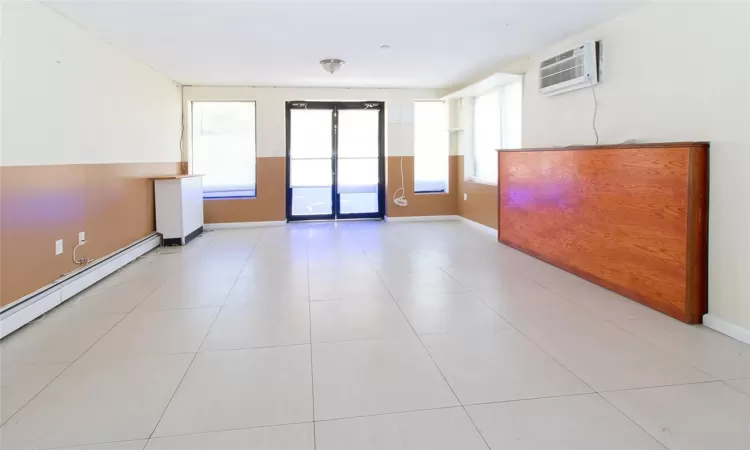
588;75;600;145
392;156;408;207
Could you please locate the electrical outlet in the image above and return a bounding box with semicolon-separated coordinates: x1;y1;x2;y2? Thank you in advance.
55;239;63;255
464;193;468;201
79;232;86;244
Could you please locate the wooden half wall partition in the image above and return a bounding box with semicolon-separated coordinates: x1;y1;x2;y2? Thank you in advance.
386;156;458;218
497;143;709;323
0;162;182;307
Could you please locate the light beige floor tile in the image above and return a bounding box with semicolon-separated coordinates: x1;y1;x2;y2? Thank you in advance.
87;308;219;357
509;309;715;391
0;310;124;366
50;440;148;450
422;330;592;405
0;353;192;450
7;222;750;450
136;276;235;311
312;337;459;420
201;302;310;351
603;382;750;450
557;281;677;322
224;276;309;306
397;292;511;335
382;269;470;300
310;298;413;343
315;407;487;450
616;319;750;380
153;346;313;437
1;363;69;424
66;277;164;314
309;277;391;301
146;423;313;449
471;277;585;328
726;378;750;396
466;394;664;450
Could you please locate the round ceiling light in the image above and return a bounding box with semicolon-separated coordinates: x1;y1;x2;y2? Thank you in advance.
320;59;345;75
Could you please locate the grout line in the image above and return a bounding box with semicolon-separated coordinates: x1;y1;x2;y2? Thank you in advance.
142;420;315;443
434;235;673;450
722;379;750;399
353;231;492;450
305;229;317;450
437;266;671;450
1;247;188;427
147;228;265;440
595;392;670;449
0;314;130;427
599;379;723;394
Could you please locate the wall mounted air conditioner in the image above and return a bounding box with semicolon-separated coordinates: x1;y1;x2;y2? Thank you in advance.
539;41;599;96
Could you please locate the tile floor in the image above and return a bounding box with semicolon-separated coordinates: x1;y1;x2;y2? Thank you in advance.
1;221;749;450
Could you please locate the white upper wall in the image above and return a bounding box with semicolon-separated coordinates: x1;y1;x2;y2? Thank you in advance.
182;86;441;159
521;2;750;332
1;1;181;166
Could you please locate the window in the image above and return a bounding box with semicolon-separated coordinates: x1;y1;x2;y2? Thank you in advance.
471;79;522;183
191;101;256;198
414;101;449;193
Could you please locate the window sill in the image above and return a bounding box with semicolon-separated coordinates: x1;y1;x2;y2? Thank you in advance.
466;177;497;187
203;196;257;200
415;190;449;195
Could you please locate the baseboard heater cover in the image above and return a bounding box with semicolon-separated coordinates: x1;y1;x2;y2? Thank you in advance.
0;233;162;339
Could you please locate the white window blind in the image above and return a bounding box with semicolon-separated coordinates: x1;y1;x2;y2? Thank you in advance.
414;101;449;193
191;101;256;198
472;79;523;184
472;91;501;184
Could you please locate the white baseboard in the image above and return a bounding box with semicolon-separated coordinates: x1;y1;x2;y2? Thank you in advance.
204;221;287;230
459;217;498;237
385;215;460;223
703;314;750;345
0;234;162;339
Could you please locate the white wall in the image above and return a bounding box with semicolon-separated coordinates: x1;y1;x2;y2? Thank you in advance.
0;1;181;166
182;86;440;159
522;2;750;334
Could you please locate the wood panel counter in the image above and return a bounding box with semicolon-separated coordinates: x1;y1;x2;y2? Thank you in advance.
497;142;709;323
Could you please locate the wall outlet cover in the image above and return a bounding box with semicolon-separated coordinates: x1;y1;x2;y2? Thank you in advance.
79;232;86;244
464;193;468;201
55;239;63;255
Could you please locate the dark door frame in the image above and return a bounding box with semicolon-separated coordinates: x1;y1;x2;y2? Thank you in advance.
285;101;385;222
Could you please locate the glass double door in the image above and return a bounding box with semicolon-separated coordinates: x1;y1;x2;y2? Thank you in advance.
286;101;385;221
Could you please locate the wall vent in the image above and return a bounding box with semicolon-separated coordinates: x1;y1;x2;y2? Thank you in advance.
539;41;598;95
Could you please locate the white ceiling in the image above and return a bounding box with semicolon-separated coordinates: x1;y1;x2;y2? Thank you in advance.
44;0;639;89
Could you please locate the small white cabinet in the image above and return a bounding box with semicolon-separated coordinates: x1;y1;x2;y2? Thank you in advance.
154;175;204;245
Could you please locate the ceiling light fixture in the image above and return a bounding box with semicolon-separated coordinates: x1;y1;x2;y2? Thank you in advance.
320;59;345;75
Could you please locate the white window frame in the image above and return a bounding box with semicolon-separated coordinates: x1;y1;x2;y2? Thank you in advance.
190;100;257;199
469;77;523;185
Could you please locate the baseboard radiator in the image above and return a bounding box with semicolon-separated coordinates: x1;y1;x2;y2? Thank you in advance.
0;233;162;339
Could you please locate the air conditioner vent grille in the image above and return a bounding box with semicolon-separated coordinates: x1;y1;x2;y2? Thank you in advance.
540;49;575;68
540;55;585;89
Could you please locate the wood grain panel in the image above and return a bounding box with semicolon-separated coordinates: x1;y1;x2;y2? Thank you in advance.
457;156;498;230
386;156;458;218
0;162;180;307
498;143;709;323
203;157;286;224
